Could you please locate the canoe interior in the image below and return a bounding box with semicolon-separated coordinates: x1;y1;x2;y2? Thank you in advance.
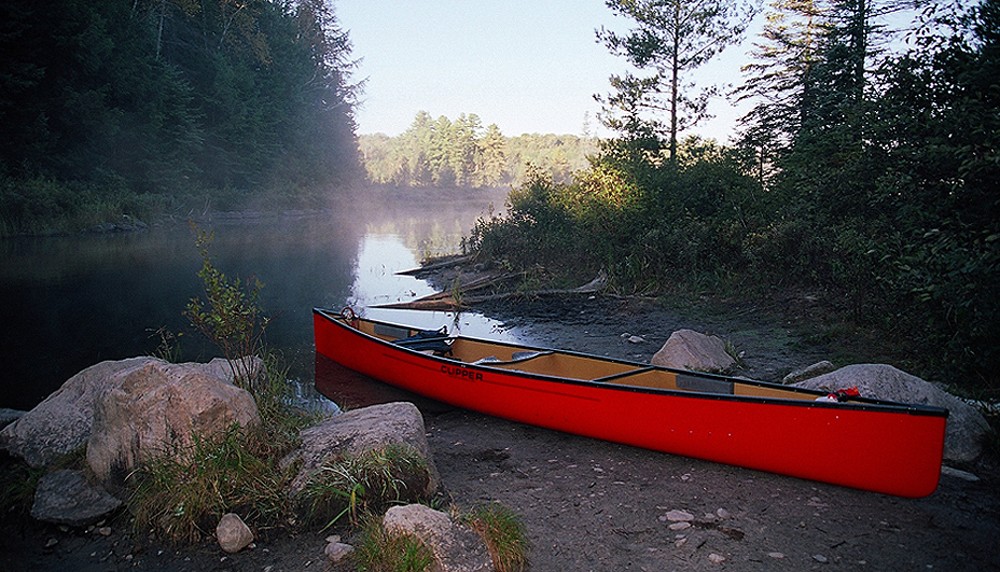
359;313;821;402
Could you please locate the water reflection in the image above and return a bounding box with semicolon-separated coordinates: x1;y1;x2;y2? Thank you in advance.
0;189;512;411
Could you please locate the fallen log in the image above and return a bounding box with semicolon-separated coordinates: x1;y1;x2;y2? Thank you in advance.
374;271;608;311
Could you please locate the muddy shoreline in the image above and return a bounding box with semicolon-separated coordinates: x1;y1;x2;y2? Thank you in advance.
4;291;999;571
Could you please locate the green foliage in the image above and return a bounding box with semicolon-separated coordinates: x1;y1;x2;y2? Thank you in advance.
598;0;755;159
0;174;169;236
301;445;431;529
353;514;435;572
127;424;288;543
469;0;1000;391
466;502;529;572
184;225;270;390
0;0;361;232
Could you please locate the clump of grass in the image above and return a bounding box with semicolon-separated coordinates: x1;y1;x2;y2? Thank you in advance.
352;514;435;572
302;444;431;529
146;326;184;362
465;502;529;572
127;424;288;542
0;458;45;517
723;339;746;371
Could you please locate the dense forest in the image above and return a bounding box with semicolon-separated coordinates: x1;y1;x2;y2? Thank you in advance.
358;112;599;188
0;0;362;235
471;0;999;391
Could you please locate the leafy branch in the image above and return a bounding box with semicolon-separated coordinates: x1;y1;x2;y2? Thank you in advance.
184;223;269;390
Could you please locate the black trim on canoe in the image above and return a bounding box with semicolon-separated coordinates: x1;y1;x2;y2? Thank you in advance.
313;308;949;418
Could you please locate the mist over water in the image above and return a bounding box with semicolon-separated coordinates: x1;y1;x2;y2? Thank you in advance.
0;188;513;411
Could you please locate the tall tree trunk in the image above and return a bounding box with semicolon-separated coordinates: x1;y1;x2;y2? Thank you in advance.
670;2;680;163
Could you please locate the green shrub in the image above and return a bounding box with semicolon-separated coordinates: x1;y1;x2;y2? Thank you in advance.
184;224;270;392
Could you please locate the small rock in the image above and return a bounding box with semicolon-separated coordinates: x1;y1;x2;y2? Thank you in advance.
324;540;354;563
941;465;980;482
651;330;736;373
708;553;726;564
665;509;695;522
768;552;785;559
44;538;58;548
98;527;112;536
813;554;829;563
383;504;493;571
716;507;730;519
668;522;691;531
30;469;122;527
216;513;254;554
627;335;645;344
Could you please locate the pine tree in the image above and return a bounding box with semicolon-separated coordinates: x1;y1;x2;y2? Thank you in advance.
598;0;756;161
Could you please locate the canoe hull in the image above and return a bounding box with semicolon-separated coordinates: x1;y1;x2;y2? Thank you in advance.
313;309;947;498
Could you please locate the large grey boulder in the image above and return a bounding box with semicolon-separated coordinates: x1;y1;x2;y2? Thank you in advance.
383;504;495;572
30;469;122;527
651;329;737;373
86;359;260;488
792;364;990;462
1;357;263;471
285;401;440;497
0;357;153;467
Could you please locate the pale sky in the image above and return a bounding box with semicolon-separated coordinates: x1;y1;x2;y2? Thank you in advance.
336;1;756;141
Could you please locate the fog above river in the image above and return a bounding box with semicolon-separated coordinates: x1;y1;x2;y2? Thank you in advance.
0;187;512;411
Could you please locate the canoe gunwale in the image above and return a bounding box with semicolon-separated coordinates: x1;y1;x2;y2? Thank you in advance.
312;308;948;419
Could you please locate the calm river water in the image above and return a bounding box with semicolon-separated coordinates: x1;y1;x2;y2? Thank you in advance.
0;188;516;411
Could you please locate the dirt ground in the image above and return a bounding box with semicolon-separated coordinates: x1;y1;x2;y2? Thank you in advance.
3;294;999;571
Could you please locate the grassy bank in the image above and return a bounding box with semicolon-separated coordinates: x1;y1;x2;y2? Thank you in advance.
0;175;343;237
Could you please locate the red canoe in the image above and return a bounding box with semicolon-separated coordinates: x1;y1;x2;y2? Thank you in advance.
313;307;948;497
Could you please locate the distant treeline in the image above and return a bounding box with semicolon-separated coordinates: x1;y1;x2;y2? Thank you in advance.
358;112;599;189
0;0;361;234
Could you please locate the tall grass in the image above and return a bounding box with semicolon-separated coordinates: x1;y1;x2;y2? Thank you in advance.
127;424;288;542
0;175;171;237
466;502;529;572
301;444;432;529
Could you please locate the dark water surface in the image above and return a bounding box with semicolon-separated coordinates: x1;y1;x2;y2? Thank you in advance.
0;189;515;411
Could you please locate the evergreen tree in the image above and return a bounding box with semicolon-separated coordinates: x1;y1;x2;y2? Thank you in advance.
476;124;509;187
0;0;361;207
734;0;824;185
598;0;756;161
